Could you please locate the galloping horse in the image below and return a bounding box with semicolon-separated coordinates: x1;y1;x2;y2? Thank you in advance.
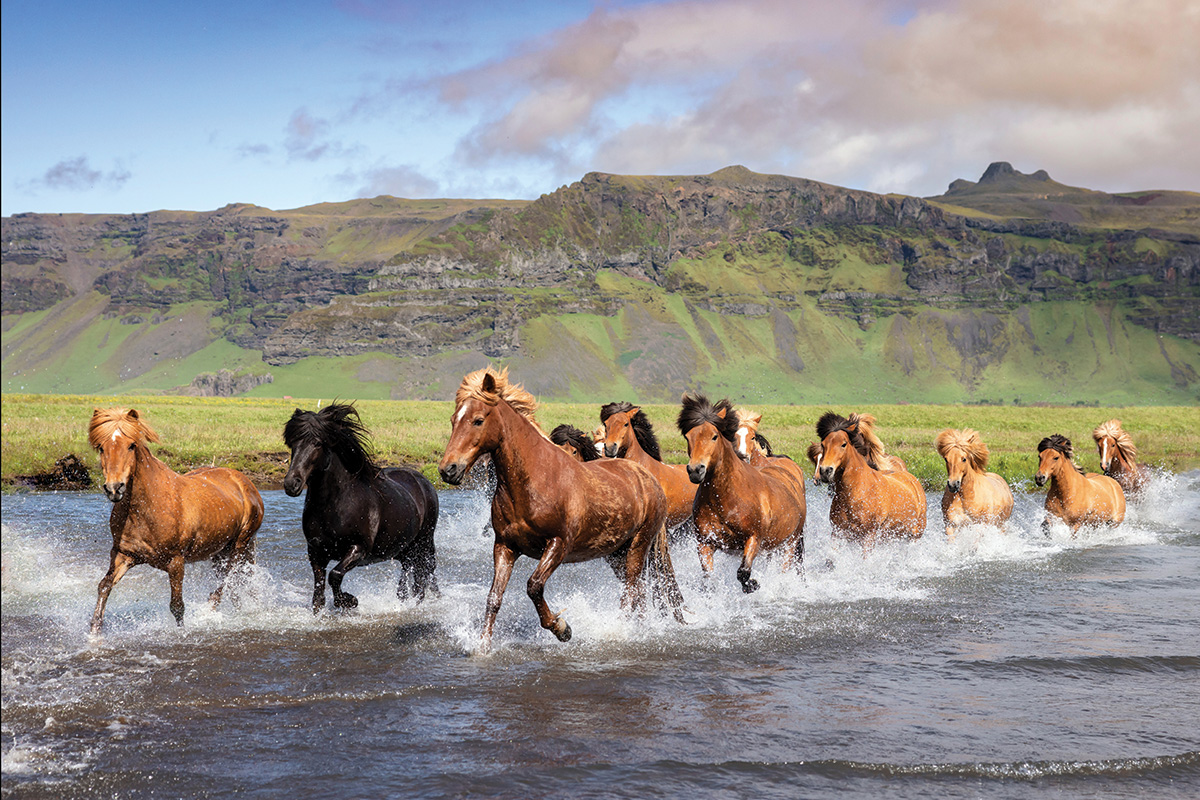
550;424;602;462
1092;419;1150;501
439;367;684;649
88;408;264;633
814;411;926;543
678;395;806;592
934;428;1014;538
598;402;697;531
283;403;439;612
1035;434;1125;534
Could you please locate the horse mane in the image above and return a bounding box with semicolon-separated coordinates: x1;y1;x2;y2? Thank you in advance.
677;394;740;442
815;411;878;467
848;412;892;469
600;401;662;461
283;403;379;477
754;432;774;456
550;424;601;461
89;408;159;450
935;428;989;471
1038;433;1085;474
1092;419;1137;461
806;441;821;467
455;365;547;436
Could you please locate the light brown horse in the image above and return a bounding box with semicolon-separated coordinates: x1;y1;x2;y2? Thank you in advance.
678;395;806;592
1035;434;1125;534
598;402;697;531
1092;419;1150;501
815;411;926;543
934;428;1014;538
88;408;264;633
733;409;775;467
438;368;684;649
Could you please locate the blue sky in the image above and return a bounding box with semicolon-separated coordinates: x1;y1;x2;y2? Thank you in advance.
3;0;1197;216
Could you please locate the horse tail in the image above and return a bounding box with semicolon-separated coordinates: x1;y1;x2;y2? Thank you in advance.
647;520;686;622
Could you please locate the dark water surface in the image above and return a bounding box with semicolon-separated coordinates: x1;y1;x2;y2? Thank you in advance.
3;473;1199;799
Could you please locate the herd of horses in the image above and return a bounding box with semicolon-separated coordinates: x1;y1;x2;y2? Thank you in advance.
85;367;1150;646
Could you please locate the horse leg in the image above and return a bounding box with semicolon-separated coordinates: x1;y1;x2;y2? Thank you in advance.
482;542;518;651
329;545;366;609
90;550;135;634
737;535;761;593
604;541;632;585
167;555;186;626
406;537;439;603
527;537;571;642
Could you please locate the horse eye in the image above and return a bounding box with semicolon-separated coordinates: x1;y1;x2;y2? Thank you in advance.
128;443;136;451
961;457;966;462
473;417;484;426
711;434;718;441
841;442;847;448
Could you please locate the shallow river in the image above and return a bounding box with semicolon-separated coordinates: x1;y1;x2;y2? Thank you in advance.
3;473;1199;799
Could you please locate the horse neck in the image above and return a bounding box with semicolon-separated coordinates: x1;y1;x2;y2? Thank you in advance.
1049;458;1086;498
1111;446;1136;473
126;444;175;508
306;446;361;500
622;428;654;464
832;444;873;496
490;402;562;502
958;461;984;496
699;437;751;496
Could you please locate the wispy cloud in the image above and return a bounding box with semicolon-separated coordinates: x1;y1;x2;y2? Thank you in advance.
31;156;131;192
285;109;350;162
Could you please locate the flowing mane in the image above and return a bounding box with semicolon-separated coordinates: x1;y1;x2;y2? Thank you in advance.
816;411;879;466
935;428;989;472
848;413;893;469
283;403;379;478
1092;419;1137;462
600;401;663;461
1038;433;1085;475
88;408;159;450
456;366;546;436
677;394;739;441
550;424;601;461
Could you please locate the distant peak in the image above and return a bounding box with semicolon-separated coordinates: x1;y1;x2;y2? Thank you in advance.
978;161;1051;184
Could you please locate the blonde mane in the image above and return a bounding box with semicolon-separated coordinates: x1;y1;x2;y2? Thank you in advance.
848;413;889;468
455;366;546;436
1092;419;1137;462
88;408;159;450
935;428;989;472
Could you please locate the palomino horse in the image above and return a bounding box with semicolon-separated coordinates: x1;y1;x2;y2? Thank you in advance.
1035;434;1125;534
1092;419;1150;501
88;408;264;633
283;403;439;612
550;424;602;462
678;395;806;592
934;428;1014;538
598;402;696;531
814;411;925;543
439;368;684;648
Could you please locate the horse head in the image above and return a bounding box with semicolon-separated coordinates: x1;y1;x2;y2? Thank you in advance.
599;402;639;458
1092;419;1135;473
936;428;988;493
677;394;739;484
733;409;763;461
282;403;373;496
440;367;541;485
89;408;158;503
814;411;869;484
1035;434;1075;487
550;424;600;462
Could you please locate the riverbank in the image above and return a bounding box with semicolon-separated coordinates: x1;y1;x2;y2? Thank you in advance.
3;393;1197;491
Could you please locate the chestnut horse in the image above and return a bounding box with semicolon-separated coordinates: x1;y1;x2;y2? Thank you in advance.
733;409;777;467
439;368;684;649
814;411;925;543
550;424;602;462
1092;419;1150;501
678;395;806;592
598;402;697;532
1035;434;1125;534
934;428;1014;538
88;408;264;633
283;403;439;612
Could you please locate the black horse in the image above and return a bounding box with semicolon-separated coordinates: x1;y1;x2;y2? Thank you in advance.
283;403;439;612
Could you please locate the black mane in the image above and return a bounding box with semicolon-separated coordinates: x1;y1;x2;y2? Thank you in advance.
283;403;378;477
600;401;662;461
677;394;740;442
815;411;876;467
550;424;601;461
754;432;774;456
1038;433;1085;474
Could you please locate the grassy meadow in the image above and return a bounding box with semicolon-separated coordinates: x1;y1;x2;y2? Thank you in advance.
3;393;1197;492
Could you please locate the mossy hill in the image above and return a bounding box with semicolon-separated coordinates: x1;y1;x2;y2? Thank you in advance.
3;163;1198;404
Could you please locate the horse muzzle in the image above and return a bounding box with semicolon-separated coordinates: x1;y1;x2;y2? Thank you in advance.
817;466;835;484
946;479;962;493
686;464;706;484
282;474;305;497
103;481;127;503
1034;473;1047;487
603;443;620;458
439;462;466;486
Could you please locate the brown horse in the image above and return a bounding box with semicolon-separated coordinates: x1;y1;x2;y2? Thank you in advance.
598;402;697;531
678;395;806;592
1092;419;1150;501
934;428;1014;538
733;409;776;467
815;411;926;543
1035;434;1125;534
438;368;684;649
550;424;602;462
88;408;264;633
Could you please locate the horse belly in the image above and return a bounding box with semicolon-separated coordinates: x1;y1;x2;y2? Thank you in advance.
177;474;257;560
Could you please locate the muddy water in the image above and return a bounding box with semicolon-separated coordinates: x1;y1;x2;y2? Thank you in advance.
3;473;1199;798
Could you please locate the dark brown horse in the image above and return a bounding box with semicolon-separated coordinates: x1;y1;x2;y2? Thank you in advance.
438;367;684;649
598;402;697;531
1036;434;1125;534
88;408;264;633
815;411;925;544
1092;419;1150;501
283;403;439;612
678;395;806;592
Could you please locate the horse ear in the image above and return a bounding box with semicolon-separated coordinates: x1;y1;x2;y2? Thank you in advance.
92;408;101;418
750;412;762;424
629;406;640;416
481;372;497;393
716;407;726;419
128;409;139;419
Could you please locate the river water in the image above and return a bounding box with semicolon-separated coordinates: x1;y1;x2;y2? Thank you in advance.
3;473;1199;799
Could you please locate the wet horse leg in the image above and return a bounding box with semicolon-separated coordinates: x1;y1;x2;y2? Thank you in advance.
329;544;366;609
167;555;186;625
482;541;518;651
307;546;328;613
527;537;571;642
91;550;136;634
737;535;761;593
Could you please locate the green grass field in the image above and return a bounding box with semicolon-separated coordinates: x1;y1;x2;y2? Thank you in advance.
3;394;1196;492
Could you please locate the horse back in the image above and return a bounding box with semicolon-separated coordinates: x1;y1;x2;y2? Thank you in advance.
174;466;264;556
381;467;439;534
1086;472;1126;522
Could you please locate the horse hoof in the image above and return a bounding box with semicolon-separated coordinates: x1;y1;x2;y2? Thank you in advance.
553;619;572;642
741;578;760;594
334;594;358;610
